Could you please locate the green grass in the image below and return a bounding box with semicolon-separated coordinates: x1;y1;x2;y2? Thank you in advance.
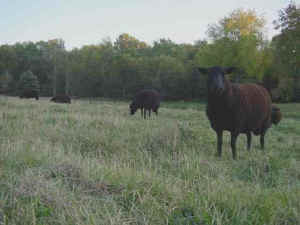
0;96;299;225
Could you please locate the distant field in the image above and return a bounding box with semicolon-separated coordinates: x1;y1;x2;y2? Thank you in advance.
0;96;299;225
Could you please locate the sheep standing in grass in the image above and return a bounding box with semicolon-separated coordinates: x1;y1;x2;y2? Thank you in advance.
19;90;39;100
198;66;281;159
130;89;161;119
50;95;71;104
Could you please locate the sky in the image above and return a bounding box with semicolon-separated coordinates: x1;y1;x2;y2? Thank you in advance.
0;0;295;49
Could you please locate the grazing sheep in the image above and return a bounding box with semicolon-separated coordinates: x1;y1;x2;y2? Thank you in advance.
198;66;279;159
50;95;71;104
19;90;39;100
130;89;160;119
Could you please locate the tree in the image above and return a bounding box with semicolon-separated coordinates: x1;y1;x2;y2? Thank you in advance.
207;8;265;41
267;2;300;102
114;33;148;55
197;8;269;81
17;70;40;95
273;1;300;77
46;39;66;96
0;71;13;94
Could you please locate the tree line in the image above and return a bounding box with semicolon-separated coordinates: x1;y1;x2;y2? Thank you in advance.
0;2;299;102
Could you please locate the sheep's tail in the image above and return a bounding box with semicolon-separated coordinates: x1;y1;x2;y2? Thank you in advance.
271;105;282;125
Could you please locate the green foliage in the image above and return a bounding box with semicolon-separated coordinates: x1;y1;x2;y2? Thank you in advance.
168;207;203;225
277;78;294;102
207;8;265;41
0;5;298;101
268;2;300;102
0;71;13;93
17;70;40;93
273;1;300;76
114;33;148;54
197;8;270;81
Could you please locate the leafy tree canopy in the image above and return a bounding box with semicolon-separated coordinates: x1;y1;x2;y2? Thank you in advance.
272;1;300;77
207;8;265;41
18;70;40;93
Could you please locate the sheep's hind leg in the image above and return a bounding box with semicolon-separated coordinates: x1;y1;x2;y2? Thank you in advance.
216;130;223;157
230;132;239;160
246;132;252;151
260;124;269;150
260;132;265;150
154;107;158;116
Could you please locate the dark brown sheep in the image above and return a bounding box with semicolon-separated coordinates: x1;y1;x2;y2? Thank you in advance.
198;66;280;159
130;89;161;119
50;95;71;104
19;90;39;100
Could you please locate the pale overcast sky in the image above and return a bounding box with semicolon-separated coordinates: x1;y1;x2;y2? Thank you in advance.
0;0;295;49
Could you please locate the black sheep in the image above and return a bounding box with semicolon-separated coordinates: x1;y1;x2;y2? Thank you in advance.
19;90;39;100
50;95;71;104
198;66;281;159
130;89;160;119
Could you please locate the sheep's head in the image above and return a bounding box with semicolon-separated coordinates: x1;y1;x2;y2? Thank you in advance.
198;66;236;95
129;102;137;115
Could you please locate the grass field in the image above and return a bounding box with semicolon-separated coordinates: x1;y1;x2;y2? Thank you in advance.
0;96;299;225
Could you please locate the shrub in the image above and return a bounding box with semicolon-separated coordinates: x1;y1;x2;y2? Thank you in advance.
17;70;40;95
277;78;294;102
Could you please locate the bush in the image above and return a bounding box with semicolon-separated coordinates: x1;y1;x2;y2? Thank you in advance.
277;78;294;103
0;71;13;94
17;71;40;95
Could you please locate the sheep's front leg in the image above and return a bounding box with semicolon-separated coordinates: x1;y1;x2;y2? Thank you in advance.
246;132;252;151
231;132;239;160
216;130;223;157
260;132;265;150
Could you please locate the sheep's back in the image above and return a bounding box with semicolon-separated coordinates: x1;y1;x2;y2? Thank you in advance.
134;89;160;109
235;84;272;133
207;83;272;134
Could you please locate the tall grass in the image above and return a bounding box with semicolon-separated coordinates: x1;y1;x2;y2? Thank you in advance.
0;96;299;225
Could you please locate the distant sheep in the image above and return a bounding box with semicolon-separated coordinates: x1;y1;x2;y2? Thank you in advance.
198;66;281;159
130;89;161;119
19;90;39;100
50;95;71;104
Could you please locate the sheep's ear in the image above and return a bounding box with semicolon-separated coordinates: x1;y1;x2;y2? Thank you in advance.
223;67;236;74
198;67;208;74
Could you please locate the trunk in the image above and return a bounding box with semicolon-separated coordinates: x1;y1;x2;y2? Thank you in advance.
122;86;126;99
53;53;57;97
65;70;69;96
65;55;70;96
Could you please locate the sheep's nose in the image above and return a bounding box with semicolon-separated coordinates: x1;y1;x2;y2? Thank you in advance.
210;86;218;93
216;87;224;95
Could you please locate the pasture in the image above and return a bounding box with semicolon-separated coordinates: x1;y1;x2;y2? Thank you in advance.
0;96;299;225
